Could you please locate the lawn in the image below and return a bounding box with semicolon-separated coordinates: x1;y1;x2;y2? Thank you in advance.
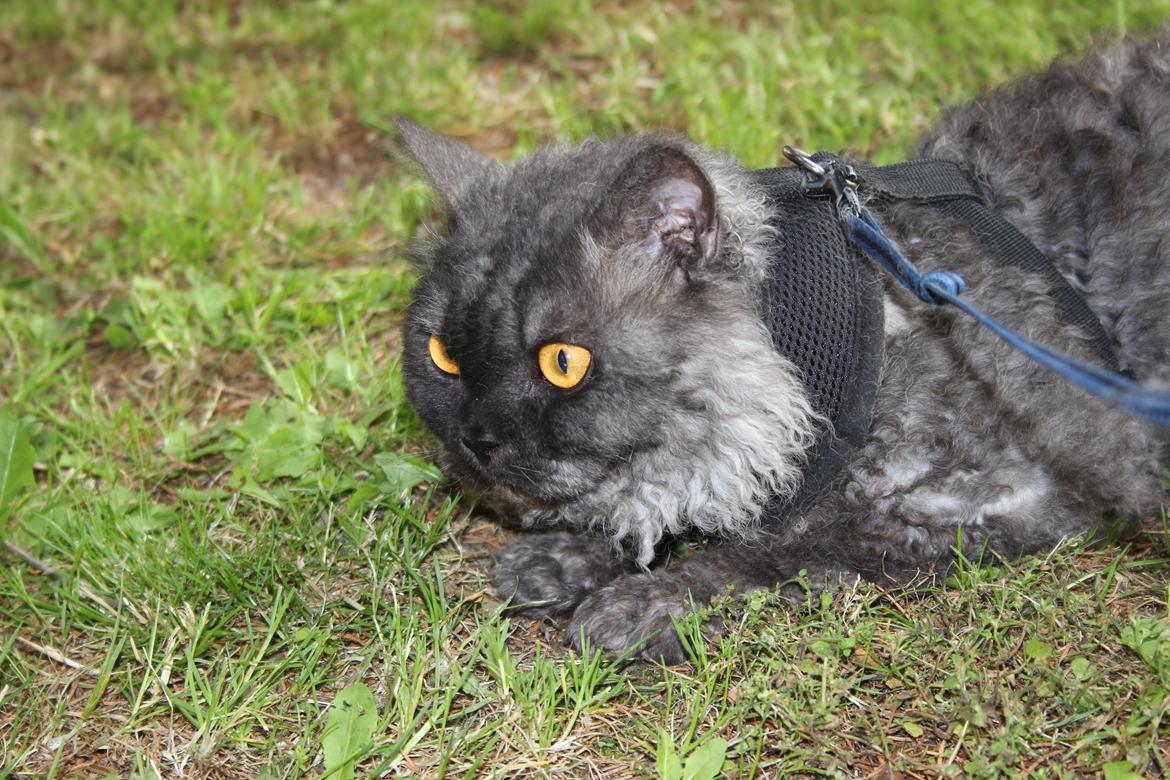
1;1;1169;777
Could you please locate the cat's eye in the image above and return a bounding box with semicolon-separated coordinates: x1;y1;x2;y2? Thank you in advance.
428;335;460;376
538;343;591;389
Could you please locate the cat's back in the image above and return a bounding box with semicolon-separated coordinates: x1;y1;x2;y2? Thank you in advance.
914;33;1170;384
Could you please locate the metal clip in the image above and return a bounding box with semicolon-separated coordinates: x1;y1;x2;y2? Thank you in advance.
783;144;862;217
781;145;826;177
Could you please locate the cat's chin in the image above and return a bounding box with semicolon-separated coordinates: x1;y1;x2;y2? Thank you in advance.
440;449;601;510
480;484;541;513
478;481;595;520
483;471;601;509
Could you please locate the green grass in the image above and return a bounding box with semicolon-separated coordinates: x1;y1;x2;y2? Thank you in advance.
1;0;1169;776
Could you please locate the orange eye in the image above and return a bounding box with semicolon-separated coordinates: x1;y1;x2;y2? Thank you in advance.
538;343;591;389
428;335;460;375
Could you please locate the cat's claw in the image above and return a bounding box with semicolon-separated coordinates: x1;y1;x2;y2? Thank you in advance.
491;531;631;618
564;573;696;664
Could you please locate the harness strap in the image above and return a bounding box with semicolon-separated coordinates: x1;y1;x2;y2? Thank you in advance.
851;158;984;202
751;164;887;520
846;207;1170;427
831;155;1121;370
783;147;1169;428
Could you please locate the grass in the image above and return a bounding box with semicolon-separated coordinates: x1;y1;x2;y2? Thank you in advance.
1;0;1169;776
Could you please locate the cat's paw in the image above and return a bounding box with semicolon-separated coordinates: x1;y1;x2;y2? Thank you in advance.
564;573;698;664
491;531;630;618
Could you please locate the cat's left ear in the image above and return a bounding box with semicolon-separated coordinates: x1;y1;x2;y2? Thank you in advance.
396;117;502;213
608;145;721;274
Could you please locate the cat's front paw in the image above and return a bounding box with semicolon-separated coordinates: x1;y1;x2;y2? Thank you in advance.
565;573;698;664
491;531;630;618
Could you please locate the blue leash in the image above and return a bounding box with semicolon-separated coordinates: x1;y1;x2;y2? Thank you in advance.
782;146;1170;428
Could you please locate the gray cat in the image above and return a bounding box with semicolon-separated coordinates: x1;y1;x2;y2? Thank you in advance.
397;35;1170;663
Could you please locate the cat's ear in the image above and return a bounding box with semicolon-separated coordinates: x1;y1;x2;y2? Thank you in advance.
396;117;501;210
608;145;720;273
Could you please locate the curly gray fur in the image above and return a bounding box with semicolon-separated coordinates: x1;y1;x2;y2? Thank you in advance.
401;35;1170;663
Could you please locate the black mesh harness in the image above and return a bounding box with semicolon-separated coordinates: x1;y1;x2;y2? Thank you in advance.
750;155;1120;522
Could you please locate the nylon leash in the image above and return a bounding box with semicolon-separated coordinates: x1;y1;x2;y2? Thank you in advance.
782;146;1170;428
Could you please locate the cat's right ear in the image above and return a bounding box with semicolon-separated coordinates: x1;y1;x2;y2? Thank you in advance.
396;117;501;211
602;144;722;280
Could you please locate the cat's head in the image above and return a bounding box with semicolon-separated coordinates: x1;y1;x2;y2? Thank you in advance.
397;119;819;563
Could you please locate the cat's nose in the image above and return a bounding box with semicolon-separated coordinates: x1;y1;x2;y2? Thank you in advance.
462;433;500;465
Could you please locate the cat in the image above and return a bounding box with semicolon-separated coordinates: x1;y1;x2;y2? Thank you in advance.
397;34;1170;663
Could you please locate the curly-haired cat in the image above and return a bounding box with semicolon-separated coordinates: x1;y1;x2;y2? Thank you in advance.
398;35;1170;662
